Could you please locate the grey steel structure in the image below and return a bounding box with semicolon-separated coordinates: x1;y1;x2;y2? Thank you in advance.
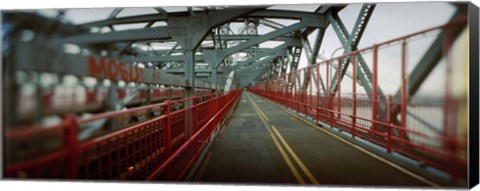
2;3;467;127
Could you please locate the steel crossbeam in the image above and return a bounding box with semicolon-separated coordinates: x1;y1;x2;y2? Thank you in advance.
9;42;215;89
327;4;377;98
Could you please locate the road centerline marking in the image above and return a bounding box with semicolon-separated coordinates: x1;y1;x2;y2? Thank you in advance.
247;92;320;185
256;95;441;188
271;125;320;184
246;93;305;184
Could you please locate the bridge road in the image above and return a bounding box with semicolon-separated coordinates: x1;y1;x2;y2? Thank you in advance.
193;91;437;187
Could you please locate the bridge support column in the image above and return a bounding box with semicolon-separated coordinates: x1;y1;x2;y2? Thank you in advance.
184;50;195;138
211;67;218;93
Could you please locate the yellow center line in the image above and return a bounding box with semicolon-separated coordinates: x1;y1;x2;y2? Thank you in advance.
247;94;269;122
270;125;320;184
247;92;321;185
253;102;269;122
266;123;306;184
248;96;269;121
250;98;267;122
245;93;305;184
262;98;441;188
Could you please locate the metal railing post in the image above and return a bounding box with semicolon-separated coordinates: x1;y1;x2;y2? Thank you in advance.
352;55;357;138
193;96;198;132
400;40;407;140
337;58;341;121
387;95;392;153
316;64;320;122
65;115;79;179
372;45;378;132
164;100;172;179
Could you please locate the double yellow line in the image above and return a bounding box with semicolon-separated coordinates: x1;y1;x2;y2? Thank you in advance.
261;95;441;188
245;93;319;185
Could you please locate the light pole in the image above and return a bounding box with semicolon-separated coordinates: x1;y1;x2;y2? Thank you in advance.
329;47;344;84
318;47;344;89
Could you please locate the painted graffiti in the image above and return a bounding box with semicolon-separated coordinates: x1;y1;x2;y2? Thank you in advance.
88;56;144;82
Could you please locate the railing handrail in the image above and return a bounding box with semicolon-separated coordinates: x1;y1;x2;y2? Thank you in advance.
4;89;242;180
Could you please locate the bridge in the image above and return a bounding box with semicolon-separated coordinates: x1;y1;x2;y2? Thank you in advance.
2;2;477;189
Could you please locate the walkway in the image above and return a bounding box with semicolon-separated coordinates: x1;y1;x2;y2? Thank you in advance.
193;91;437;187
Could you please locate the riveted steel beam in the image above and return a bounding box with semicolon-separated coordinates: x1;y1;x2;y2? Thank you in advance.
163;68;225;74
393;8;466;99
57;7;265;47
228;42;294;72
247;65;271;86
208;22;306;68
301;34;326;94
289;46;302;71
235;53;281;75
124;55;206;62
126;46;271;63
80;13;169;28
55;26;171;45
79;9;325;28
238;63;271;87
9;42;215;89
168;7;266;51
205;35;295;41
327;4;377;98
311;28;326;64
55;27;171;44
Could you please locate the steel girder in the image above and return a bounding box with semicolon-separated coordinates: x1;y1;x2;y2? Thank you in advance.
388;7;467;132
51;8;328;92
208;22;304;68
170;7;265;99
300;36;326;94
162;68;225;74
125;54;206;62
57;9;323;47
204;16;326;68
3;12;90;38
289;46;302;71
205;35;294;41
78;9;326;28
327;4;377;98
310;28;326;63
302;27;328;95
8;7;331;96
234;53;285;78
325;4;393;131
80;13;168;28
238;62;273;87
125;37;297;63
393;8;467;99
279;56;289;75
228;41;299;72
55;26;172;44
57;7;264;46
7;42;216;89
251;18;286;29
166;7;265;51
234;52;285;83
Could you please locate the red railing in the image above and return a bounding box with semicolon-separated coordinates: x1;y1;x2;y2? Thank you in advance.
248;17;467;180
4;90;242;180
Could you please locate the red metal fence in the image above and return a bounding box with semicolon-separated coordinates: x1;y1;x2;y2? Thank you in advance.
5;90;242;180
248;17;467;180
